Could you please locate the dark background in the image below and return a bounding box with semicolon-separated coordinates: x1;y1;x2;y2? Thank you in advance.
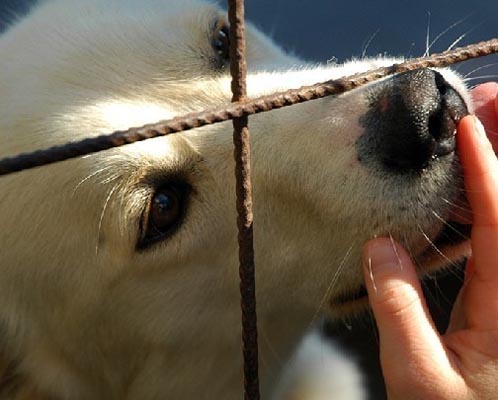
1;1;496;399
1;0;497;80
245;0;498;84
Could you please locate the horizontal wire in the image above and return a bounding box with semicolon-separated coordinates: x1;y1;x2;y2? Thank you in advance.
0;38;497;177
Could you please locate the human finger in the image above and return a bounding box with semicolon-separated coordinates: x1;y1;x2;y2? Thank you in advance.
362;238;454;388
456;115;498;328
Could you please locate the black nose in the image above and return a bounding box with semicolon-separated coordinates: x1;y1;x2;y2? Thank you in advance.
359;68;468;172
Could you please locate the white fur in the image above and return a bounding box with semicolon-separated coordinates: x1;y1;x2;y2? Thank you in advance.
273;333;366;400
0;0;471;399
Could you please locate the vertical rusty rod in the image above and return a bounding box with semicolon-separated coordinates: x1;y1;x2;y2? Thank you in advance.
228;0;260;399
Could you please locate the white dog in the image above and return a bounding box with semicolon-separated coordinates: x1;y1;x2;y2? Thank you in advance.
0;0;472;399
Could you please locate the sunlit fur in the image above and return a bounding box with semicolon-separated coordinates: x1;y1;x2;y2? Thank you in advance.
0;0;472;399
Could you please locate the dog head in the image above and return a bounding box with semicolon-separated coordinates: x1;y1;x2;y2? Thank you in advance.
0;0;472;397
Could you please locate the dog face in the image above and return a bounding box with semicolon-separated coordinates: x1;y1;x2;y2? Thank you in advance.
0;0;472;398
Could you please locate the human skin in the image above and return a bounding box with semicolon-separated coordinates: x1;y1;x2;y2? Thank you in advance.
363;83;498;400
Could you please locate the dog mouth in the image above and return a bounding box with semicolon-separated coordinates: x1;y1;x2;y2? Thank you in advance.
422;221;471;254
416;220;471;270
331;285;369;310
330;220;471;312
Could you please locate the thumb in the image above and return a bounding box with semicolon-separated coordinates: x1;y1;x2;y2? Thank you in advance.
362;238;451;386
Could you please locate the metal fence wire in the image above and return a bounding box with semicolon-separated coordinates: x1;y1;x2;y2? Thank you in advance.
1;1;498;399
228;1;260;399
1;38;498;177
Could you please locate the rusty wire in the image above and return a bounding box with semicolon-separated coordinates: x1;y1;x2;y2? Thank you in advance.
228;0;260;399
0;38;497;177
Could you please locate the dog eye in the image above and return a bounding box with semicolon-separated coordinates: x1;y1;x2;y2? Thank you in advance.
151;188;181;229
212;20;230;62
139;185;187;248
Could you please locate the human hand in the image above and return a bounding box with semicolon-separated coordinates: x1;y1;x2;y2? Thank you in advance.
362;85;498;400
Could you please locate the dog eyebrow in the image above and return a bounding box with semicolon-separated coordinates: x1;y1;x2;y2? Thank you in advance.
142;170;197;191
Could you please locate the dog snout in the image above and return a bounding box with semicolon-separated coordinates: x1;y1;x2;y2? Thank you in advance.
358;68;468;172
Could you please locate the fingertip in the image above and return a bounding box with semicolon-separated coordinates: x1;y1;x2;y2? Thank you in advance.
471;83;498;153
457;115;498;227
362;237;421;311
362;238;407;280
456;115;472;166
457;115;494;174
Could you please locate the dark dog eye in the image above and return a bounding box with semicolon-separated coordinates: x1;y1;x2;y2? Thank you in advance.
139;185;187;248
212;20;230;62
151;188;181;230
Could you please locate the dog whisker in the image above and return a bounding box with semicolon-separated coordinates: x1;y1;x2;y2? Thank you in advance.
96;182;120;255
440;197;469;211
361;29;380;59
71;166;113;197
308;244;353;329
424;11;432;57
448;20;485;52
401;231;417;267
464;74;498;82
258;325;284;368
441;195;490;221
416;224;461;269
431;210;470;242
427;16;469;54
419;274;457;320
427;273;458;310
447;33;468;52
388;232;403;270
463;62;498;78
100;174;120;185
367;255;376;293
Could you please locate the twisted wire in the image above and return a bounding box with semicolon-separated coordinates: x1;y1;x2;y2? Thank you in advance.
228;1;260;399
0;38;497;176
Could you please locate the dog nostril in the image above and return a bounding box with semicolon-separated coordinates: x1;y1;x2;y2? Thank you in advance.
358;68;468;173
428;110;443;142
428;105;457;158
434;71;448;97
428;71;468;159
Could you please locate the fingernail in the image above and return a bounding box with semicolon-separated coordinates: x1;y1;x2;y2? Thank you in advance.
472;115;487;142
364;240;403;282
